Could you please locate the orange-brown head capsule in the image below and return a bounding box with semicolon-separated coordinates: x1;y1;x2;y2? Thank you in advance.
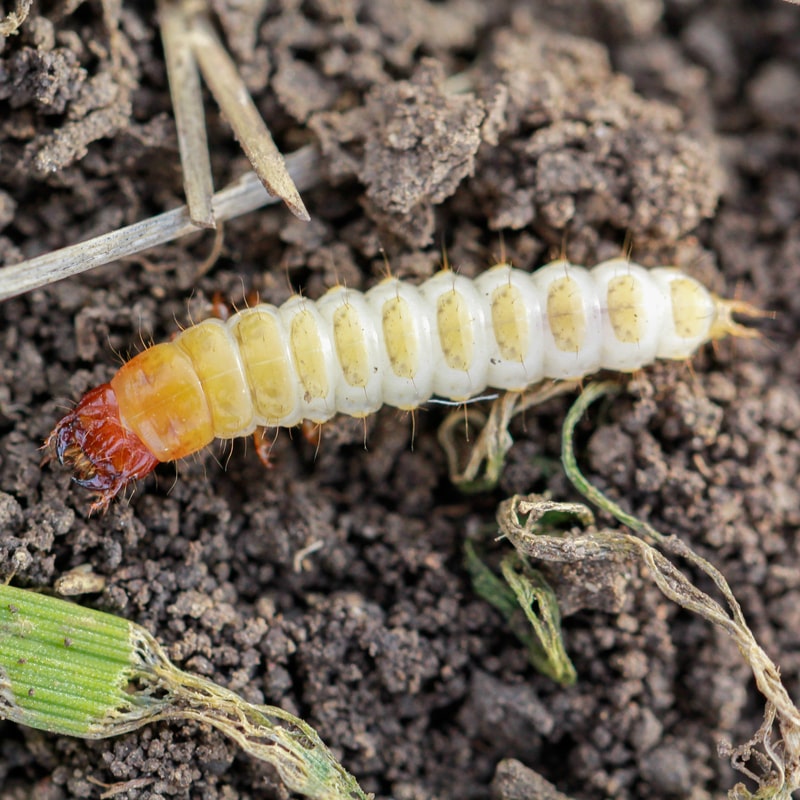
46;383;160;513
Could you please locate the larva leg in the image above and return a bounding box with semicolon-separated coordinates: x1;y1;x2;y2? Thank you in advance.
252;426;278;470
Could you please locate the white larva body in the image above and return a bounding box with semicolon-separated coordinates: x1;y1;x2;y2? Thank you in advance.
195;258;719;432
50;256;752;510
103;258;727;467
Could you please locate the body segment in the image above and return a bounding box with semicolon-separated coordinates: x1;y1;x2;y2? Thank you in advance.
48;258;752;511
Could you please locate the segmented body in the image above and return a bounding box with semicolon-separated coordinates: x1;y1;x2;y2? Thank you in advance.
48;258;747;510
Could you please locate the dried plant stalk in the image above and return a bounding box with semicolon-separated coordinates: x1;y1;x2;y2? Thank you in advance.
187;8;310;222
158;0;215;228
496;382;800;799
0;144;322;302
0;0;32;35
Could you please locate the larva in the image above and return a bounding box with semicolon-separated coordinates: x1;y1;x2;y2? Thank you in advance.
48;258;755;511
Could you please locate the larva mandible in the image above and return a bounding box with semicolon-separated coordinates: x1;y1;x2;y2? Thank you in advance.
48;258;756;512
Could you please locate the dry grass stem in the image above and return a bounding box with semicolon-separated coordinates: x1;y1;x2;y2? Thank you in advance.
495;382;800;799
438;381;579;490
187;8;310;222
158;0;215;228
0;0;32;35
0;144;321;302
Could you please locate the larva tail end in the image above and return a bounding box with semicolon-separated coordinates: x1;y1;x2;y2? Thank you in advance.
710;296;773;342
46;383;159;514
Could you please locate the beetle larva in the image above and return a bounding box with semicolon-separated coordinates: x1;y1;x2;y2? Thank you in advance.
48;258;756;511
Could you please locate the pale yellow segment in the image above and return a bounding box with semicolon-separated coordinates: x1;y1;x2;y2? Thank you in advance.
333;303;370;387
289;309;328;401
382;296;418;378
670;278;710;339
607;274;644;345
177;322;253;437
491;283;528;361
547;276;586;352
233;311;295;423
437;289;473;371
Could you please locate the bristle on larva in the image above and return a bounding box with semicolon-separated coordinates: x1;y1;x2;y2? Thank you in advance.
46;259;759;511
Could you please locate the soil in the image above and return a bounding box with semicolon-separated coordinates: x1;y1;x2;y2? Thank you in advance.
1;1;799;799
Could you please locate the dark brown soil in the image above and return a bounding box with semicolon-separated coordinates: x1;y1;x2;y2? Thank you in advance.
1;1;799;799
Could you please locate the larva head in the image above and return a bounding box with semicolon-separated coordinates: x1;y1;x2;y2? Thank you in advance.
46;383;159;513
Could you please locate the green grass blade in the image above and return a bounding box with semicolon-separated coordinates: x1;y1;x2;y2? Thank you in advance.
0;584;370;800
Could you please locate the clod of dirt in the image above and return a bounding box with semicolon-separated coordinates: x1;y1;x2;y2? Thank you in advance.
311;60;485;247
492;758;576;800
0;4;137;183
469;17;722;256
